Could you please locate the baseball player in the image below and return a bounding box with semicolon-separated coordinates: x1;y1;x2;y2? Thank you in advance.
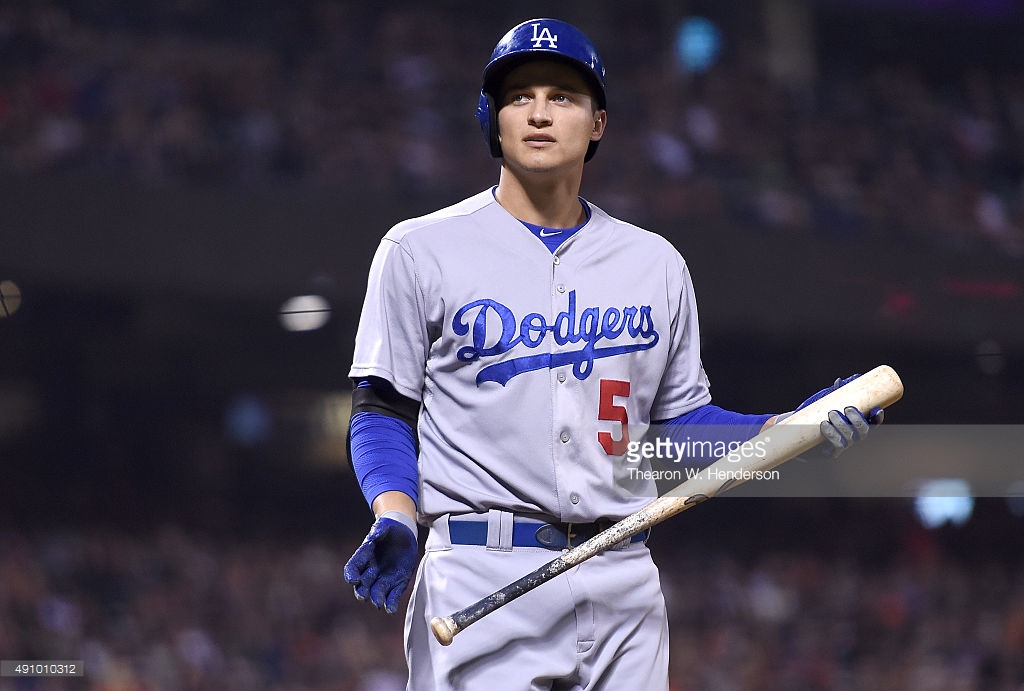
343;18;882;690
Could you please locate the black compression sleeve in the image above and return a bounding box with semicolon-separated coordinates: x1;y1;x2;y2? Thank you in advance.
350;377;419;429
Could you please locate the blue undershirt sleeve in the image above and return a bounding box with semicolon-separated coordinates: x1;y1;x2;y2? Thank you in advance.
654;404;775;469
349;411;419;509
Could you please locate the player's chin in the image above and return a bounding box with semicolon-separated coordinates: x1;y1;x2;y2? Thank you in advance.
505;149;580;175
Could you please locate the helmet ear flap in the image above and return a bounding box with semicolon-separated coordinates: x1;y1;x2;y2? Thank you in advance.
475;90;503;159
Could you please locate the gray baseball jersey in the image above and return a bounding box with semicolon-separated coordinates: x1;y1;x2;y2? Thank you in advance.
350;188;711;524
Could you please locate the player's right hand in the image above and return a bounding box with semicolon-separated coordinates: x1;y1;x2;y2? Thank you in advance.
344;514;419;614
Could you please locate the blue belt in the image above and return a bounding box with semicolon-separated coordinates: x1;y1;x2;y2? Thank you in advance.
448;519;650;550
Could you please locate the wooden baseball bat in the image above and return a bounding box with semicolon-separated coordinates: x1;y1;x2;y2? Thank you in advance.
429;365;904;646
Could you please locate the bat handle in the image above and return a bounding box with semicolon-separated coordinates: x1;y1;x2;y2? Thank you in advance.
430;615;459;646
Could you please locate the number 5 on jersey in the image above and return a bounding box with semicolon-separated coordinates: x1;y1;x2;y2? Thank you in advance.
598;379;630;455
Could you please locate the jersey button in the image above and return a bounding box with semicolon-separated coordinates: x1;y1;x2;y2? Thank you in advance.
557;372;566;383
570;492;580;504
553;256;561;265
560;431;571;443
556;284;566;293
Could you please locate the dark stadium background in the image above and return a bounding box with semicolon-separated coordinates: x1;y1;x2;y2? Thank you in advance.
1;1;1022;688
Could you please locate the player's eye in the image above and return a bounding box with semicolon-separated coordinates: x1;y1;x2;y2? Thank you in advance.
554;91;587;106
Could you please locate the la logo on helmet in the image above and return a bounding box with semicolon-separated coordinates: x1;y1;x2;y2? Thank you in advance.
530;23;558;48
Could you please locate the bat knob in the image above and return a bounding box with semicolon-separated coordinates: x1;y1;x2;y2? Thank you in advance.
430;616;459;646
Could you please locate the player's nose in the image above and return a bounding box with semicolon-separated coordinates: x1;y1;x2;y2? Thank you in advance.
528;101;552;126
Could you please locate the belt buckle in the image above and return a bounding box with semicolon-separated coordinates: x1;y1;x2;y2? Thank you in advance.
566;522;577;548
533;523;563;549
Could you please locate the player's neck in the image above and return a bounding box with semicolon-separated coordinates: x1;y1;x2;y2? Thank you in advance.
494;170;586;228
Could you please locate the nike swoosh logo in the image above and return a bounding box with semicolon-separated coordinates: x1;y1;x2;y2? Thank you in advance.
539;229;562;237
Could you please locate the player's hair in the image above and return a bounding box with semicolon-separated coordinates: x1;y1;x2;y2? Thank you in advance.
476;18;607;162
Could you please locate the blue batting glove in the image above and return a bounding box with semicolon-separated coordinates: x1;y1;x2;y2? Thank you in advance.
344;512;419;614
818;405;884;457
784;375;884;457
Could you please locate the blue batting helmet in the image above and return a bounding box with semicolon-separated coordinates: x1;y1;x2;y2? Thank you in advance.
476;19;607;162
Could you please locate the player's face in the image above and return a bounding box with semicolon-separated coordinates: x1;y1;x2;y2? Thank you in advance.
496;61;606;175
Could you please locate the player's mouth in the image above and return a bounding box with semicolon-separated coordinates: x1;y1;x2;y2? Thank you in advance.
524;134;556;147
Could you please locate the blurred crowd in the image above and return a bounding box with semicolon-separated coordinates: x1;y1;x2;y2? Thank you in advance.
0;527;406;691
1;2;1023;255
1;514;1022;691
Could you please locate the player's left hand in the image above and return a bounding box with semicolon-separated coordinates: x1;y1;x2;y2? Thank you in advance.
344;513;419;614
818;405;884;457
786;374;885;457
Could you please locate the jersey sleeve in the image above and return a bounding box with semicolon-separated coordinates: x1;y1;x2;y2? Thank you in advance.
349;235;431;402
649;255;712;420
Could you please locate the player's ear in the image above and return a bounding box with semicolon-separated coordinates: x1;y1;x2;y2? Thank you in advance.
591;109;607;142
